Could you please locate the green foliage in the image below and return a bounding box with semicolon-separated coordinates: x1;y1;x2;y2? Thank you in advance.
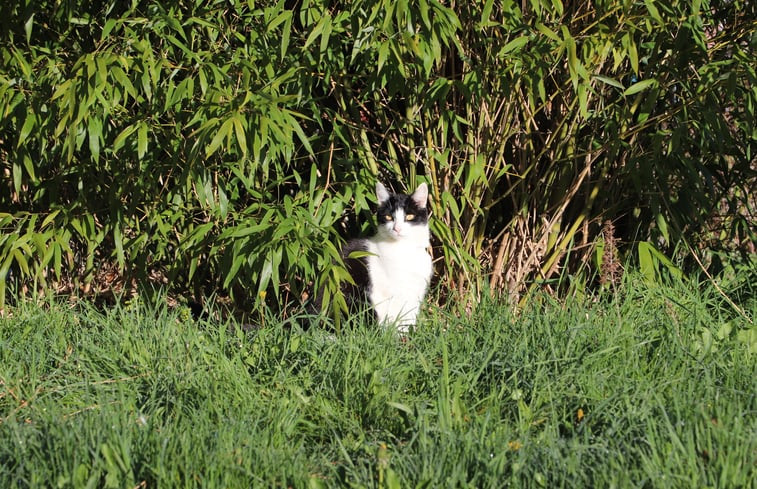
1;0;755;310
0;275;754;487
1;0;365;312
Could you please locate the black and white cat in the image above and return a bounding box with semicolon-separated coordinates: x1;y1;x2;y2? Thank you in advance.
341;182;433;332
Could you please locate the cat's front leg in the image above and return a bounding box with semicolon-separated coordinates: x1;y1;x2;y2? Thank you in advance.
370;290;417;333
395;306;418;334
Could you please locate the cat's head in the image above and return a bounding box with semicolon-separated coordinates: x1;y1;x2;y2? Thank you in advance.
375;182;430;241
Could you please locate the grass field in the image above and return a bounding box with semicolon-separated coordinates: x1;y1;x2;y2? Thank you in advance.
1;274;755;488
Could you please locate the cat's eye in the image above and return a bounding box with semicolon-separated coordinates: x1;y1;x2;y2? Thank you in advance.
405;214;416;221
383;214;393;222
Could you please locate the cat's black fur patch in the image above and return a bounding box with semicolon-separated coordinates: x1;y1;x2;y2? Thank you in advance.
340;239;370;309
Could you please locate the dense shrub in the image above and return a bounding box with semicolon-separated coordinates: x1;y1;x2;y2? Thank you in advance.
1;0;755;313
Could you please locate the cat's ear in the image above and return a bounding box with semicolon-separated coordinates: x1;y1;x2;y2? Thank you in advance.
410;183;429;209
376;182;391;205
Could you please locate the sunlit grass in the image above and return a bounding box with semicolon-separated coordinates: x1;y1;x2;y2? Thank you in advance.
1;274;754;488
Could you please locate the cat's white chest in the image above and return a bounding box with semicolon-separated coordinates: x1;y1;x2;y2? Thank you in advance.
365;239;432;330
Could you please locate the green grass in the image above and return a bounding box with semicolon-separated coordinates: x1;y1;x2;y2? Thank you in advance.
1;275;755;488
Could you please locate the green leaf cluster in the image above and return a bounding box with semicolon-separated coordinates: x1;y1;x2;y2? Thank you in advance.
1;0;754;311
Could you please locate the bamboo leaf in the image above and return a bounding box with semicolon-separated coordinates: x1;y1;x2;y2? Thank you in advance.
12;48;32;80
593;75;624;89
319;14;332;54
114;224;125;269
41;210;60;229
304;13;328;49
638;241;656;283
284;111;314;156
644;0;663;25
480;0;495;27
656;213;669;244
24;13;34;43
625;35;639;74
12;162;22;194
88;116;102;162
551;0;564;16
102;18;118;39
20;153;35;183
624;78;657;96
206;117;234;157
646;240;682;279
419;0;431;29
17;112;36;148
377;41;390;72
223;252;244;289
111;66;137;101
137;121;148;159
535;23;561;42
281;15;291;59
113;124;138;152
578;83;589;119
232;113;248;156
13;249;29;276
562;26;579;87
498;36;529;56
